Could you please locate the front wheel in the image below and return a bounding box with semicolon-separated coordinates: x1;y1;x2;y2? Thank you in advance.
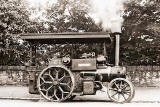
107;78;135;103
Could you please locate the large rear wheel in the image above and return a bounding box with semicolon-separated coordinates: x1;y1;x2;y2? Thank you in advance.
37;66;75;102
107;78;135;103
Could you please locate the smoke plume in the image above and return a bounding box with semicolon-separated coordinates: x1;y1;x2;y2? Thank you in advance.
88;0;126;32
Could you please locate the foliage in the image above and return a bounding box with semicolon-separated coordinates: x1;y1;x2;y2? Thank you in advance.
44;0;102;32
28;0;103;66
0;0;39;65
121;0;160;65
1;0;160;66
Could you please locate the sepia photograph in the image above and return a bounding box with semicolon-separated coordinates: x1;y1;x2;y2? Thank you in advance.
0;0;160;107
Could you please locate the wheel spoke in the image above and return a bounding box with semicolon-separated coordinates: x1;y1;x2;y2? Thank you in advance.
45;81;53;84
39;77;46;87
113;82;119;89
49;75;55;81
54;88;59;101
59;86;70;95
124;89;131;92
46;90;49;96
60;82;71;90
40;77;45;82
48;70;55;81
64;91;69;94
122;83;129;90
124;92;130;95
67;85;71;89
56;72;59;80
58;86;64;93
43;73;49;76
40;82;45;86
111;91;118;97
55;68;60;79
60;83;70;89
121;92;127;100
120;81;123;89
58;86;64;99
65;76;71;78
118;93;120;101
109;88;118;91
59;74;65;81
66;82;71;89
124;90;131;95
48;69;51;75
60;83;67;86
47;84;54;91
40;89;47;92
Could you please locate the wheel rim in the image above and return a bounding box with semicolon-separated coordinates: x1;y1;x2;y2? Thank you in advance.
107;78;135;103
37;66;75;102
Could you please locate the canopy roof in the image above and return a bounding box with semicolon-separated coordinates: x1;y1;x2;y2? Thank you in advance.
21;32;111;44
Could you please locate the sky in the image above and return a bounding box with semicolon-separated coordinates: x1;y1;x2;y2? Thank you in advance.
26;0;57;8
25;0;143;32
25;0;58;21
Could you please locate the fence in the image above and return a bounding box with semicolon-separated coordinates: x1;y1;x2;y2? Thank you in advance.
0;66;160;87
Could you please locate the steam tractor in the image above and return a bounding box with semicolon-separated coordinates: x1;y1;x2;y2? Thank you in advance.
21;32;135;103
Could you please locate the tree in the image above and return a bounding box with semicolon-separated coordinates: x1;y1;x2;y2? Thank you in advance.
45;0;102;32
28;0;104;66
121;0;160;65
0;0;40;65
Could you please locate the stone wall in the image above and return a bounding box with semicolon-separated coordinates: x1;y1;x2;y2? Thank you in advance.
0;66;29;85
0;66;160;87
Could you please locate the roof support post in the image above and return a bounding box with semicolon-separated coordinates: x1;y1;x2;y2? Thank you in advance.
29;43;38;94
29;43;37;66
103;42;107;57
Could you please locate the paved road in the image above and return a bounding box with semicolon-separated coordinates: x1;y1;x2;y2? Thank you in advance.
0;86;160;103
0;99;160;107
